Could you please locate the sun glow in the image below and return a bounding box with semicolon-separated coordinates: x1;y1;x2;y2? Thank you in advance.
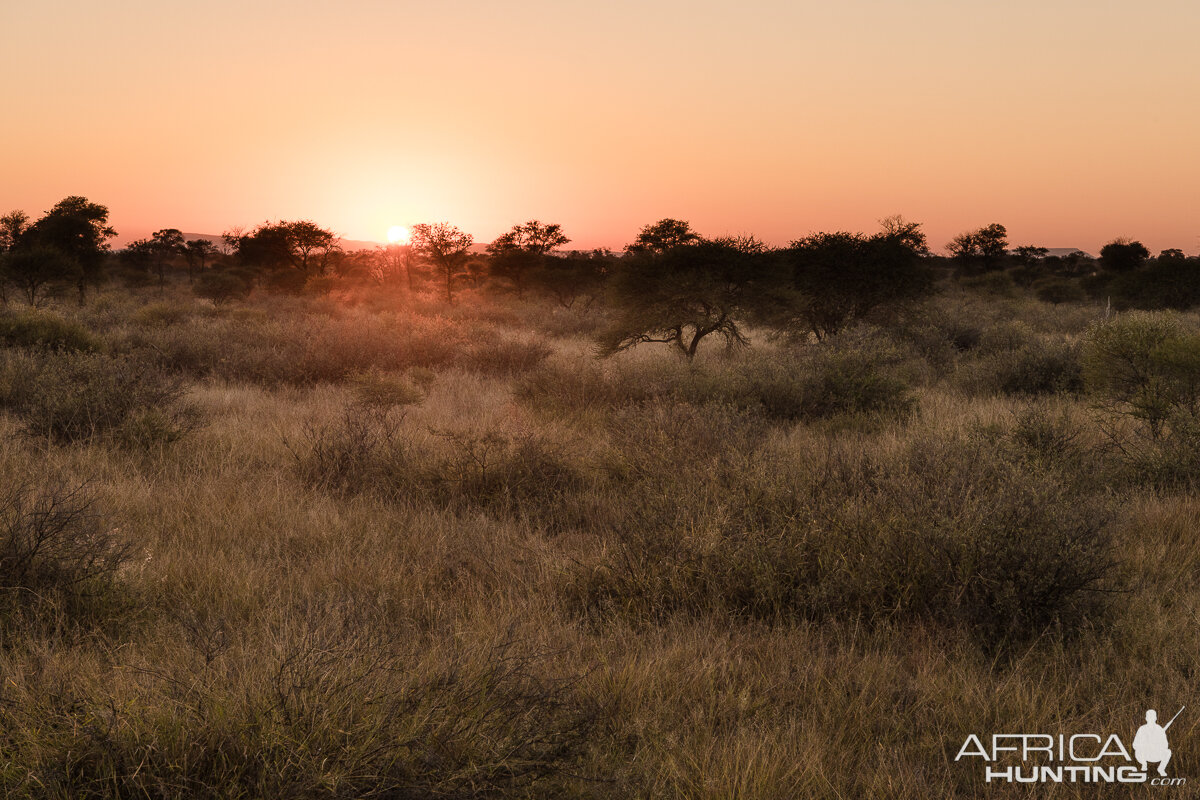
386;225;409;244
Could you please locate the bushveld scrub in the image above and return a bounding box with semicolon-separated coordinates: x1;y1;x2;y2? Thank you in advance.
1081;311;1200;488
0;476;130;635
566;420;1117;643
0;349;197;445
130;309;552;385
0;308;99;351
4;278;1200;798
518;336;915;424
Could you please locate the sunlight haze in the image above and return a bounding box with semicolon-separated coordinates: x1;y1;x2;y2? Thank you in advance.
4;0;1198;252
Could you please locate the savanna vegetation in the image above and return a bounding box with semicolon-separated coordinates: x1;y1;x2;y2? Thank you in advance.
2;198;1200;796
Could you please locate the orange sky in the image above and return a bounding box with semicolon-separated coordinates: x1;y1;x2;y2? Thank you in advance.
3;0;1198;254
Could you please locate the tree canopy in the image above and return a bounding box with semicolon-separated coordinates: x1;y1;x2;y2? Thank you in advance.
233;221;337;281
486;220;570;297
23;197;116;302
625;219;702;255
765;226;934;341
1099;238;1150;272
599;234;769;360
946;223;1008;273
411;222;474;304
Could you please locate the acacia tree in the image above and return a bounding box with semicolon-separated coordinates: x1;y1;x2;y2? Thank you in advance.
181;238;219;281
285;221;338;276
4;246;79;306
486;220;570;297
599;234;768;361
540;249;612;309
765;223;934;341
23;196;116;304
233;220;338;284
120;239;156;284
147;228;185;288
879;214;930;255
947;223;1008;273
0;210;30;304
1099;238;1150;272
375;242;422;291
625;218;701;254
411;222;474;303
0;210;29;252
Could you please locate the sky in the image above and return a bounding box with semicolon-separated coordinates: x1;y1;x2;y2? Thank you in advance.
3;0;1199;254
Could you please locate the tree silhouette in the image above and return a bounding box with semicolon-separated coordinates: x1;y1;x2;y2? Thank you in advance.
767;224;934;341
148;228;185;287
625;218;701;254
284;221;338;276
376;242;422;291
194;269;251;306
1099;238;1150;272
947;223;1008;273
120;239;156;282
487;220;570;297
879;214;930;255
231;221;338;287
411;223;474;304
599;235;766;360
182;238;219;281
0;210;29;252
1108;247;1200;310
1010;245;1051;286
4;245;79;306
539;249;612;309
1013;245;1049;267
23;197;116;304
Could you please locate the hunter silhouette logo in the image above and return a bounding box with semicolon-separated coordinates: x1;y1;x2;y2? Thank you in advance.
1135;707;1183;777
955;706;1187;786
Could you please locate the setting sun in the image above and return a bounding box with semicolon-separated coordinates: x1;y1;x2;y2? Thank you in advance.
386;225;409;244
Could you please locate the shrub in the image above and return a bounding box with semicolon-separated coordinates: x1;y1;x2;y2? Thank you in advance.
689;343;916;423
460;336;554;376
514;359;679;416
518;344;915;424
347;368;425;411
130;301;192;327
891;303;985;377
0;478;130;629
1082;311;1200;438
1112;413;1200;489
0;309;98;352
1006;403;1090;469
429;428;582;510
960;271;1016;296
288;409;415;500
3;631;602;798
966;339;1084;396
289;411;581;513
784;345;915;421
193;269;251;305
976;320;1033;354
0;350;198;445
566;432;1117;645
1034;277;1086;305
135;312;546;385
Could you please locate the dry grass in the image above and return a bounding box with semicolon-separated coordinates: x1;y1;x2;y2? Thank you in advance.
0;283;1196;797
